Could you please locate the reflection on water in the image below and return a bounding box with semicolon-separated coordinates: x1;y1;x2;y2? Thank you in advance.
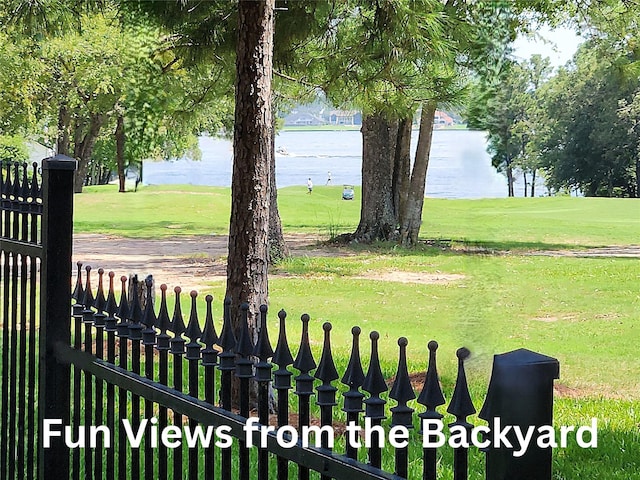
143;130;541;199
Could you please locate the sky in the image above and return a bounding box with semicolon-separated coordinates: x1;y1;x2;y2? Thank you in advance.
512;26;584;67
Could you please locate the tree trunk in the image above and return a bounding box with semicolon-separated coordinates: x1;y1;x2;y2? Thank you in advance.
523;171;528;197
116;115;126;193
506;161;514;197
268;115;288;263
226;0;274;341
399;101;436;247
393;118;412;229
353;113;398;243
531;169;536;197
73;113;106;193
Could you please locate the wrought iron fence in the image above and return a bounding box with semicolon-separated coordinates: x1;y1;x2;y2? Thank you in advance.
1;156;560;480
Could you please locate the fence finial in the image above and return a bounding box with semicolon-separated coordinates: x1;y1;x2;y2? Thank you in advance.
342;326;365;413
447;347;476;420
185;291;202;342
30;162;40;199
253;304;274;362
315;322;339;400
235;303;255;380
363;331;388;419
273;309;294;369
170;286;186;336
93;268;107;315
116;276;130;324
128;276;143;340
81;266;95;322
72;262;84;305
201;295;218;350
418;340;446;412
104;272;118;332
293;313;317;374
142;277;157;345
390;337;416;427
156;284;171;350
218;297;236;352
253;304;273;383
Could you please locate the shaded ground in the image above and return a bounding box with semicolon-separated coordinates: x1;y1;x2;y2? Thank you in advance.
73;233;339;291
73;234;640;292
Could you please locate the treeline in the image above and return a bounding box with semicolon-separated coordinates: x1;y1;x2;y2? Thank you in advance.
468;21;640;198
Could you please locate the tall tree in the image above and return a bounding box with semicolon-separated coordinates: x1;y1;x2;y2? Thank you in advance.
226;0;275;333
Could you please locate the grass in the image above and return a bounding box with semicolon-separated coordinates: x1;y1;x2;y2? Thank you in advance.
75;184;640;248
69;185;640;478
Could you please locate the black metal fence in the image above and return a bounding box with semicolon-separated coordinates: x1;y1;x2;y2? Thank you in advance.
1;157;560;480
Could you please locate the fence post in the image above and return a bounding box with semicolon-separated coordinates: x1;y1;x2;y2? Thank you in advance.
479;349;560;480
38;154;77;480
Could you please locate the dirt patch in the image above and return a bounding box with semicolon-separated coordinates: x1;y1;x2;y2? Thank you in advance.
354;271;465;285
72;233;339;291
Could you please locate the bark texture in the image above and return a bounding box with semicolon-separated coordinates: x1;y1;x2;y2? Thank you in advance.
116;115;126;193
399;101;436;247
393;118;412;228
226;0;274;341
353;113;398;242
268;118;288;263
72;113;106;193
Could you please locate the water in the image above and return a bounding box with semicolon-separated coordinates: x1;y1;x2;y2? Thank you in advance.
143;129;537;198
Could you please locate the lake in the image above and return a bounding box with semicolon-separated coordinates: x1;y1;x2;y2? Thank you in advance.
143;129;537;199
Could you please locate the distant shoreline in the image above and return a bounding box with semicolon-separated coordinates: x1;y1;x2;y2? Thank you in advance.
281;125;469;132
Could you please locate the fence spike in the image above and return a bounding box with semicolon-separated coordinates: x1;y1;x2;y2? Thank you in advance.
156;284;171;351
185;291;202;361
235;303;254;381
253;306;273;386
217;297;236;352
82;266;95;323
201;295;218;368
94;268;107;314
236;303;254;358
418;340;446;412
390;337;416;426
201;295;218;350
169;287;186;355
390;338;415;480
170;286;186;336
30;162;39;199
185;290;202;341
142;277;157;345
273;309;294;368
72;262;84;305
341;326;365;414
293;313;317;374
128;276;144;341
447;347;476;420
253;304;274;361
116;276;130;322
315;322;339;412
129;275;144;323
92;268;107;327
104;272;118;332
315;322;339;386
363;331;388;403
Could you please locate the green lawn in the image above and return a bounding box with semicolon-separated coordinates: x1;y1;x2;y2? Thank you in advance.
72;184;640;479
75;184;640;248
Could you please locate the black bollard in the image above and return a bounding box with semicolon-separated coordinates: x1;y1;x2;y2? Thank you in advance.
479;349;560;480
